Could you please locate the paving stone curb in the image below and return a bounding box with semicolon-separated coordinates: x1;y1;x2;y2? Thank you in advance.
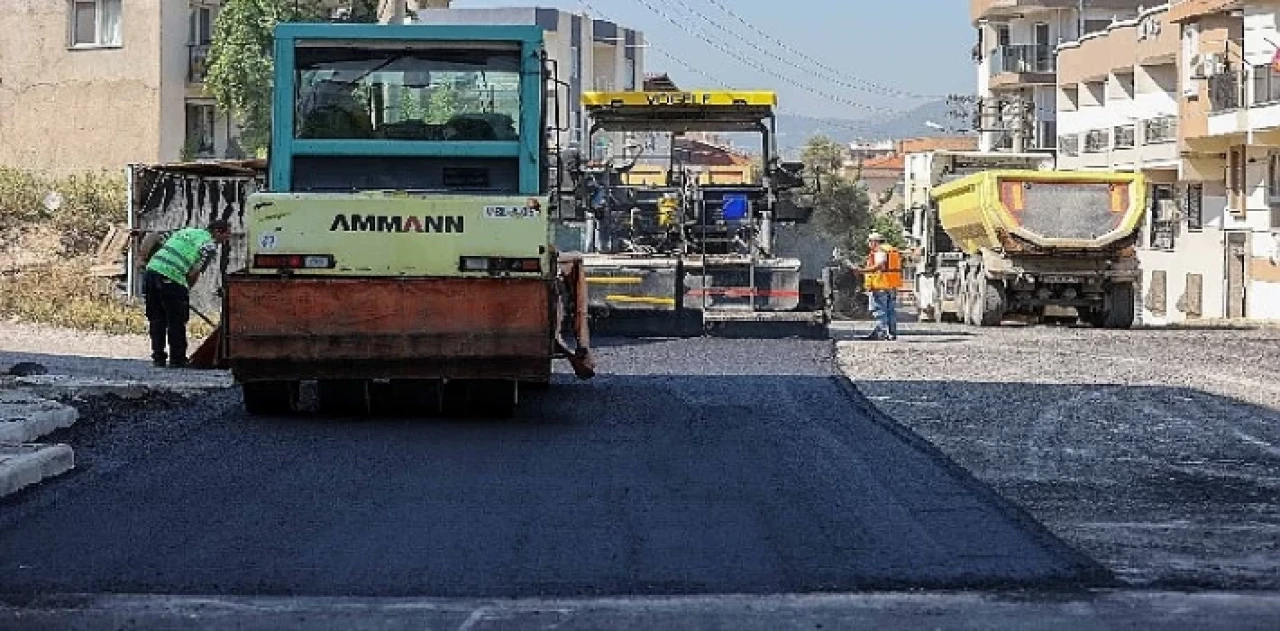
0;443;74;498
0;390;79;443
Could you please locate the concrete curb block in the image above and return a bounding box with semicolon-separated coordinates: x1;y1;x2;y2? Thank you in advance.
15;374;234;401
0;443;74;498
0;390;78;443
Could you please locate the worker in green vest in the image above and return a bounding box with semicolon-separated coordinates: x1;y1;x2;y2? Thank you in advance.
140;220;231;367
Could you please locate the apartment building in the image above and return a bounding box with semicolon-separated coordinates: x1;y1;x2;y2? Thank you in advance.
1168;0;1280;320
972;0;1147;153
1053;5;1214;323
0;1;241;176
413;6;644;155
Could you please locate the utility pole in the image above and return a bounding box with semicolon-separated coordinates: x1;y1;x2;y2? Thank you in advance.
1078;0;1086;39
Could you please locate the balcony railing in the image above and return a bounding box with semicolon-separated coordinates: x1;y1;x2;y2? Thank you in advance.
1253;64;1280;105
1058;134;1079;157
989;44;1055;76
1113;124;1136;149
1208;71;1243;111
1083;129;1110;153
1143;116;1177;144
188;44;210;84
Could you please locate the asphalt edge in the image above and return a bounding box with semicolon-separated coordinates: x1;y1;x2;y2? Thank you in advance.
0;444;74;498
824;340;1117;589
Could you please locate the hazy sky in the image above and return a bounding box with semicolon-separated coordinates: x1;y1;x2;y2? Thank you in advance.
450;0;976;121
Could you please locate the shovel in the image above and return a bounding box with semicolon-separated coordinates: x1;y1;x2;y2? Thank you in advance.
186;305;223;369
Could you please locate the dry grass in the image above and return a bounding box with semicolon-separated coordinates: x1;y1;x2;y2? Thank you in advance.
0;168;125;256
0;259;215;339
0;168;215;340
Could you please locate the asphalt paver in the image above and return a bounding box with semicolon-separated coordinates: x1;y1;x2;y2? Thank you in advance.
0;338;1102;598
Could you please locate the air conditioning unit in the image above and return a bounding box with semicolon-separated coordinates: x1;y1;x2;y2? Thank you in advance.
1202;53;1226;78
1189;54;1207;79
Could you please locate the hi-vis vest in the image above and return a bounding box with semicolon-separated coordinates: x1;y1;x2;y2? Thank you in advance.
864;245;903;291
145;227;211;288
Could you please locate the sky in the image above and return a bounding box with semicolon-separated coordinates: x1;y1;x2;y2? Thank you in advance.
449;0;976;122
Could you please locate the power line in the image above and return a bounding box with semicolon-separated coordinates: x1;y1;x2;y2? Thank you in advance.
682;0;943;101
628;0;897;117
580;1;876;134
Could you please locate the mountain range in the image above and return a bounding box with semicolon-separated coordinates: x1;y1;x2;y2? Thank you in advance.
774;99;968;157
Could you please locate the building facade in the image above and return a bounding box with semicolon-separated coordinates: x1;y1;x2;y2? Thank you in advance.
1054;4;1217;324
412;6;644;155
0;0;241;175
1169;0;1280;320
972;0;1147;153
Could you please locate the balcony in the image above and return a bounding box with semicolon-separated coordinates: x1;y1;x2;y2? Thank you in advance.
1143;115;1177;144
989;44;1056;88
188;44;210;85
972;0;1082;22
972;0;1147;22
1058;133;1080;157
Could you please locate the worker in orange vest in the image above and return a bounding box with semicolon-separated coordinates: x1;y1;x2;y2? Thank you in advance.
859;232;903;341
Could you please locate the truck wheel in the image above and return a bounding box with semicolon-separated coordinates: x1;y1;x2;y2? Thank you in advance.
242;381;299;416
978;279;1005;327
1102;283;1136;329
318;379;371;416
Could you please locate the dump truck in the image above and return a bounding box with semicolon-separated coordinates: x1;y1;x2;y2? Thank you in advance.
929;169;1147;328
904;150;1054;323
553;90;826;338
213;22;593;417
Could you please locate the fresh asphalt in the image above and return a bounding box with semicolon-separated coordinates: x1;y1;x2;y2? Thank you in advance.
0;339;1106;602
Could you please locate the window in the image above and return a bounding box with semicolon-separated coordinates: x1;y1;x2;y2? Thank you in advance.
1034;23;1050;46
293;47;523;142
625;57;637;91
1149;184;1178;250
190;5;213;46
1268;151;1280;200
1228;146;1247;215
996;25;1010;47
1084;20;1111;35
1184;182;1203;230
185;103;216;157
71;0;122;47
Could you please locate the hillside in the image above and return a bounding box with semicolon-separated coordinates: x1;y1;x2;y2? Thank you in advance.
776;99;968;156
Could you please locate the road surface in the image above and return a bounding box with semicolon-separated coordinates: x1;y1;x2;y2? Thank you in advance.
0;337;1101;598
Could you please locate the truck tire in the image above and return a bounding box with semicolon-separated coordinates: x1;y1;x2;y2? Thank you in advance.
242;381;299;416
978;278;1005;327
318;379;372;416
1102;283;1136;329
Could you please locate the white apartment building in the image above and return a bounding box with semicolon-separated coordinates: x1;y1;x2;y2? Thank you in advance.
1170;0;1280;321
971;0;1148;153
413;6;645;155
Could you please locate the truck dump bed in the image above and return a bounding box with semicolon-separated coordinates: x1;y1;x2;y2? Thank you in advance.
930;170;1146;255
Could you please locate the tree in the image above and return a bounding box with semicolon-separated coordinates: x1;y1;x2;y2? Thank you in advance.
800;135;874;260
206;0;380;157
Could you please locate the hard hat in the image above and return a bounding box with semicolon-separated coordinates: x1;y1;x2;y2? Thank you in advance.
867;232;884;242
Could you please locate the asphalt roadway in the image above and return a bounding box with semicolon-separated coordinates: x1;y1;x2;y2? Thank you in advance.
0;337;1106;601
